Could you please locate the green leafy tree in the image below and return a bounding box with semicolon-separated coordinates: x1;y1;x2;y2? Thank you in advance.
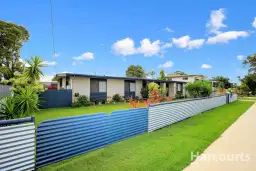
237;83;250;97
0;20;29;81
240;74;256;95
158;70;166;80
125;65;145;78
243;53;256;74
211;76;232;89
185;80;212;98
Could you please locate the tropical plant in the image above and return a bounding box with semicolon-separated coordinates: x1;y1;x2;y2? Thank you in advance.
112;94;123;102
175;92;184;99
24;56;46;83
14;86;39;117
147;71;156;79
148;82;160;95
185;80;212;98
125;65;145;78
0;96;17;119
0;86;39;119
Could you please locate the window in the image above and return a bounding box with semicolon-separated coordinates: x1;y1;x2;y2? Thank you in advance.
130;82;136;92
99;81;106;92
183;77;188;80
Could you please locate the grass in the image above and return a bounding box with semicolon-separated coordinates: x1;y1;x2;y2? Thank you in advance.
39;101;254;171
239;96;256;101
35;103;131;126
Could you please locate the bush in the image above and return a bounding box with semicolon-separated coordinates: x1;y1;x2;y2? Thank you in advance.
175;92;184;99
72;95;92;108
112;94;123;102
185;80;212;98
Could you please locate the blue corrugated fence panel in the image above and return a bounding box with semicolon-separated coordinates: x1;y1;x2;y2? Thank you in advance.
36;108;148;168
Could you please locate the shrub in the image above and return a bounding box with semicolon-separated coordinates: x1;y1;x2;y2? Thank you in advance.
72;95;92;108
185;80;212;98
175;92;184;99
112;94;123;102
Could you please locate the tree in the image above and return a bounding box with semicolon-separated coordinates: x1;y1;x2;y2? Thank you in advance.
173;71;186;75
240;74;256;95
243;53;256;74
237;83;250;97
0;20;29;81
125;65;145;78
211;76;232;89
147;71;156;79
158;70;166;80
185;80;212;98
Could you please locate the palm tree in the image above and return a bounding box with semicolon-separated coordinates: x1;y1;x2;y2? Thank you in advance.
148;71;156;79
24;56;46;83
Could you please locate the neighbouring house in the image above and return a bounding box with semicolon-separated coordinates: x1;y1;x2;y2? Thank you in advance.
166;74;206;83
53;73;187;103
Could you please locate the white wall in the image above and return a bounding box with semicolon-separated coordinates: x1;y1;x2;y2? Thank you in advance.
71;77;90;102
135;80;143;98
168;83;176;98
107;79;124;98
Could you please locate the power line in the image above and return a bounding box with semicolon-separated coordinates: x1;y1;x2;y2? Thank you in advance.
49;0;56;65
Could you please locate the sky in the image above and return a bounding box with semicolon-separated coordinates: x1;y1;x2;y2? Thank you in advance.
1;0;256;83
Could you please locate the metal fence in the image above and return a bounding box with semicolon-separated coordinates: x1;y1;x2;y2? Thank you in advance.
36;108;148;168
39;89;72;109
148;95;227;132
0;117;36;171
229;93;237;103
0;85;11;99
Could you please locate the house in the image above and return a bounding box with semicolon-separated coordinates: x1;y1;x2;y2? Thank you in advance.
53;73;187;102
166;74;206;83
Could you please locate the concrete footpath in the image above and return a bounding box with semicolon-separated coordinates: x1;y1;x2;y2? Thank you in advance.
184;103;256;171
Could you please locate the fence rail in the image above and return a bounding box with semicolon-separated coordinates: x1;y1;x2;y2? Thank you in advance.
36;108;148;168
0;117;35;171
148;95;227;132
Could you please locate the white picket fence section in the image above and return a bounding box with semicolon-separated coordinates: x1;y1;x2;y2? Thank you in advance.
148;95;227;132
0;117;36;171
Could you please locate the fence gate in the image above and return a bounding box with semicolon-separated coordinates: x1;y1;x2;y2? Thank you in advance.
0;117;36;171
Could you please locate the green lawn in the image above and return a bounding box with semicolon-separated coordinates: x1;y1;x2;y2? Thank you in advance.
39;101;254;171
35;103;131;126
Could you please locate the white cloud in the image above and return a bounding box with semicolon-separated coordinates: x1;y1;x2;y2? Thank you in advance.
112;38;172;57
253;17;256;28
207;31;249;44
43;61;57;66
206;8;227;34
73;52;94;60
172;35;205;49
137;39;161;56
201;64;212;69
164;27;174;32
112;38;137;56
19;58;30;67
237;55;244;60
159;61;174;68
161;42;172;49
40;75;54;82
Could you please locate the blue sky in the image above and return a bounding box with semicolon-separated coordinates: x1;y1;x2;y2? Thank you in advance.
1;0;256;83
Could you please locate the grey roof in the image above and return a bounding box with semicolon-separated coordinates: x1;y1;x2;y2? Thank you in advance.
53;73;187;83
